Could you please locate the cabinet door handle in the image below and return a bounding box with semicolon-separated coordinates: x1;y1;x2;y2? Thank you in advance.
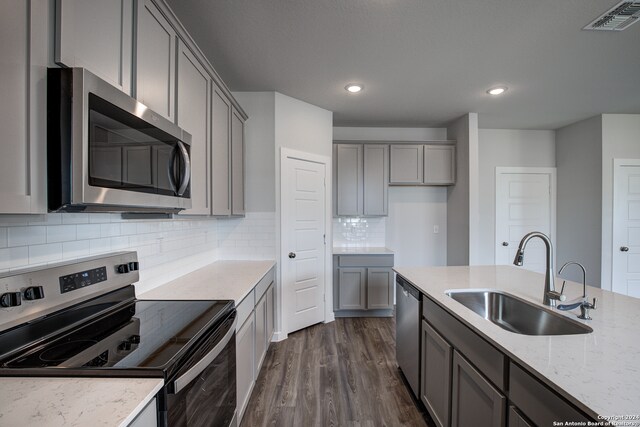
502;242;509;247
620;246;630;252
288;252;296;259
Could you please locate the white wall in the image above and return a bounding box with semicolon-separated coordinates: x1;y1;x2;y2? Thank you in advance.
556;117;602;285
477;129;556;266
386;187;447;267
233;92;276;212
446;114;479;266
601;114;640;290
334;126;447;141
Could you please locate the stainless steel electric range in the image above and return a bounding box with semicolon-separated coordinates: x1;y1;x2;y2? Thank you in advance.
0;251;237;427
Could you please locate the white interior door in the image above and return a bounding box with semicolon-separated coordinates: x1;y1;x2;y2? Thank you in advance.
282;154;326;334
612;161;640;297
495;168;555;274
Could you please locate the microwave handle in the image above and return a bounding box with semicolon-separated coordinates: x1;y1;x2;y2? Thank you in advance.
176;141;191;197
171;315;237;394
168;145;179;194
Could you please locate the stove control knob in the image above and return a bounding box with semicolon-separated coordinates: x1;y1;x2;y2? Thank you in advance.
129;334;141;344
128;262;139;271
116;264;130;274
0;292;22;308
24;286;45;301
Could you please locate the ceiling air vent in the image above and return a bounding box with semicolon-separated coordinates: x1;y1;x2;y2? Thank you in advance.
584;1;640;31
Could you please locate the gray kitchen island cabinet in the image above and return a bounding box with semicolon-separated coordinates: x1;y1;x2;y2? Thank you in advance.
333;144;389;217
421;320;452;427
333;253;394;316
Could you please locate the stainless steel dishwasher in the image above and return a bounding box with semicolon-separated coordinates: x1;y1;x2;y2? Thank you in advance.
396;275;420;399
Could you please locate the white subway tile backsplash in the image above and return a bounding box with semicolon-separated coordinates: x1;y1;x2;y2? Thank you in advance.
29;243;63;265
100;223;121;238
76;224;101;240
8;226;46;247
0;228;7;248
46;225;77;243
333;217;386;247
62;240;90;260
62;213;90;225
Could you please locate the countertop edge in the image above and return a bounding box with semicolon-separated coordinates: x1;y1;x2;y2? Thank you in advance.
234;262;277;306
117;379;164;427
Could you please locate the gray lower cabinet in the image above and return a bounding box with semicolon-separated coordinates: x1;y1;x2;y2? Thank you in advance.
338;268;366;310
266;285;275;342
508;406;533;427
418;289;595;427
128;397;157;427
254;291;267;371
333;143;388;217
334;254;394;315
451;350;506;427
421;320;452;427
236;306;255;421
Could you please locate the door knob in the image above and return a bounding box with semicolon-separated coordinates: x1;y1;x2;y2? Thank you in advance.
502;242;509;246
288;252;296;259
620;246;630;252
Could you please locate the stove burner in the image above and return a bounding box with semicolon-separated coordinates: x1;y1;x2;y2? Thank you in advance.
39;339;98;363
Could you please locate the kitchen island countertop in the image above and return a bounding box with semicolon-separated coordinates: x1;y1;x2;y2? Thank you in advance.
394;265;640;419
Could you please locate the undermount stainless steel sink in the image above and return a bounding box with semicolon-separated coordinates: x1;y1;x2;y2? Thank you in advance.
445;290;593;336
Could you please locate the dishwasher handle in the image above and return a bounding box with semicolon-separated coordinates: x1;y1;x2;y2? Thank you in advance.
397;276;420;300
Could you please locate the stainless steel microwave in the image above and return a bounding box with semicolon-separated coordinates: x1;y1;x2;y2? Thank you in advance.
48;68;192;213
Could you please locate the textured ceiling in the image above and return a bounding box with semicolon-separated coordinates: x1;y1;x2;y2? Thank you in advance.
166;0;640;129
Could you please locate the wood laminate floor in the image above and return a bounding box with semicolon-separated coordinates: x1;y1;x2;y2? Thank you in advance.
240;316;434;427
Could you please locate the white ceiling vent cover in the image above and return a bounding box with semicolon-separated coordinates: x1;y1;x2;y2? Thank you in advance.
584;1;640;31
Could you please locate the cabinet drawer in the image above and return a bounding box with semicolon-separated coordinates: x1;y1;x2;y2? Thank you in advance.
338;255;394;267
423;296;506;391
236;289;255;329
509;363;591;426
255;267;275;301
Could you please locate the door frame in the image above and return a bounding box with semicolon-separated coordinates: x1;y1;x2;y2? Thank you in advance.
611;159;640;294
279;148;333;337
494;167;557;266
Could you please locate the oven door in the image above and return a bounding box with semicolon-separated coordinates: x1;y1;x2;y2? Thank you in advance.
164;312;237;427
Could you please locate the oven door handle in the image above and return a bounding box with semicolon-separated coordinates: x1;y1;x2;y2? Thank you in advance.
171;316;237;394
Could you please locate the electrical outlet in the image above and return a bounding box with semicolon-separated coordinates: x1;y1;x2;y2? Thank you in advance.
433;225;440;234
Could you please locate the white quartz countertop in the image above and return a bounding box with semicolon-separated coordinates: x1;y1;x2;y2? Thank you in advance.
394;265;640;419
333;247;394;255
0;377;163;427
138;260;276;305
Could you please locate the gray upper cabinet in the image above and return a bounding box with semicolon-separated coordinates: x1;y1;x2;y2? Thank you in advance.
211;87;231;216
363;145;389;216
334;144;363;216
390;145;423;184
424;145;456;185
212;88;245;217
0;0;48;214
177;41;210;215
231;108;245;216
334;143;388;217
451;350;506;427
390;143;456;186
136;0;176;122
55;0;133;94
421;320;452;427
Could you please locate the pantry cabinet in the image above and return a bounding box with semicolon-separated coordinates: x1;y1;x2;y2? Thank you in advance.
0;0;48;214
55;0;134;94
136;0;177;122
333;144;388;217
176;41;211;215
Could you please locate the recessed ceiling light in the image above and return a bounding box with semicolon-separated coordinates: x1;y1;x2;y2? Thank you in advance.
345;83;364;94
487;86;508;96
